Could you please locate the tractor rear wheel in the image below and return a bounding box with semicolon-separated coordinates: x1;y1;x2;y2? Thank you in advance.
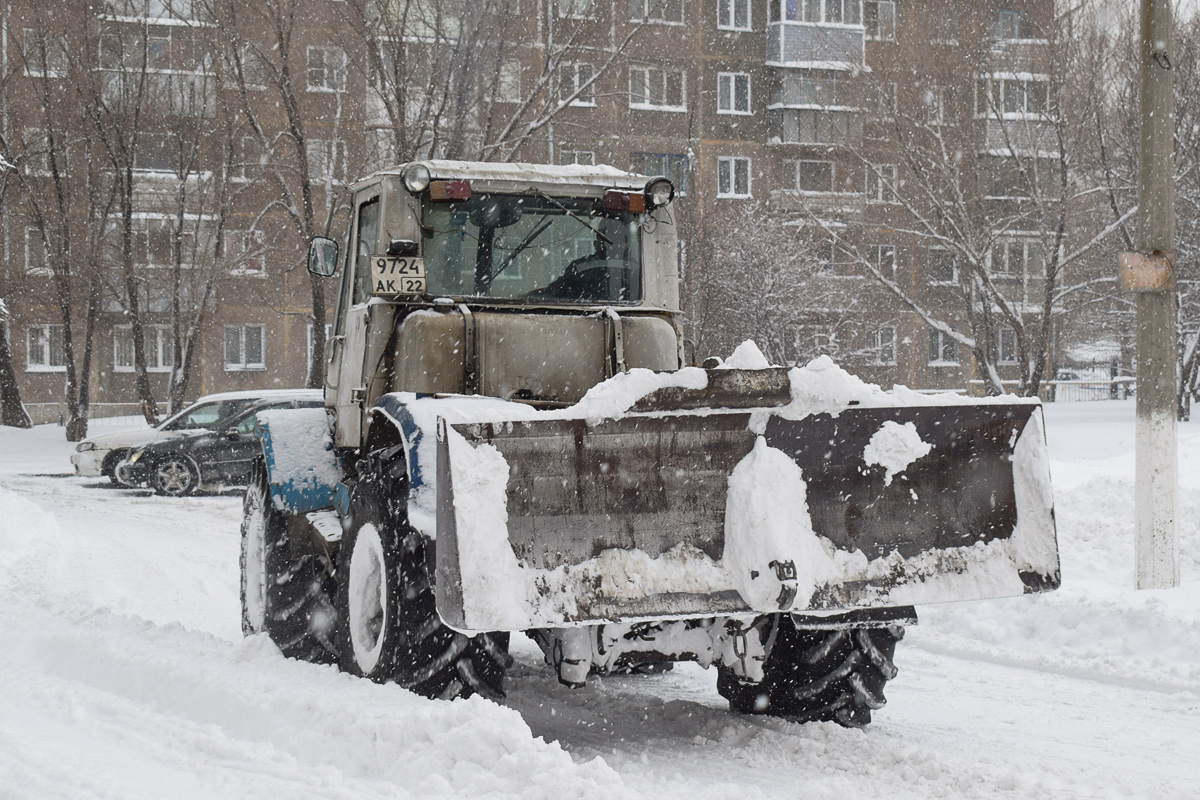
335;468;510;701
240;463;338;663
717;617;903;727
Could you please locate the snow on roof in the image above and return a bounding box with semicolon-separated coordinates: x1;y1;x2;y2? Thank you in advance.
362;159;654;192
191;388;324;403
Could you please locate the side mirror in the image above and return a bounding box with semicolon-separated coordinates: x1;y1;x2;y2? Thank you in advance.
307;236;339;277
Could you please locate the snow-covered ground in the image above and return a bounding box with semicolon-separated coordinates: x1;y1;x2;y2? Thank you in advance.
0;400;1197;798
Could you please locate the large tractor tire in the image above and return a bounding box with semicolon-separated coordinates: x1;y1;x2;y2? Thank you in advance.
335;456;510;701
240;463;338;663
717;616;903;727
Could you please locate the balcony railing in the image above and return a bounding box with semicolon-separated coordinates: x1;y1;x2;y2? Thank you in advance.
767;21;864;68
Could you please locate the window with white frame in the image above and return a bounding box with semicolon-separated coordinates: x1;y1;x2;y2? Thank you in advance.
629;0;683;23
27;324;65;371
867;81;896;116
306;46;346;92
866;163;896;202
998;326;1018;364
231;136;267;182
560;62;595;106
558;150;596;166
928;329;958;365
929;247;957;284
718;0;751;30
991;238;1043;278
631;152;688;194
306;139;347;182
558;0;595;18
135;133;176;172
25;228;50;276
225;324;266;371
225;229;265;275
977;76;1049;117
868;243;895;277
872;326;896;364
307;323;333;365
114;324;173;372
717;156;751;198
22;129;54;176
863;1;895;40
925;85;956;126
717;72;751;114
102;216;213;269
629;66;685;110
240;44;270;90
990;9;1034;40
784;0;861;24
21;30;68;78
497;60;521;103
793;159;834;193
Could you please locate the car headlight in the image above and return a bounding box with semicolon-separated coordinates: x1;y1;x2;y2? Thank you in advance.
76;442;96;452
128;450;142;464
403;163;432;193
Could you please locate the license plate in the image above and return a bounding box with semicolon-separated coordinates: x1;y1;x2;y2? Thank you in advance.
370;256;426;296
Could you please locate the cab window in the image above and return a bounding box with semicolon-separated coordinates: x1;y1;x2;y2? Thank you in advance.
352;196;381;304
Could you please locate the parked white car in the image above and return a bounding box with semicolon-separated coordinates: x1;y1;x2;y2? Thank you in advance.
70;389;324;483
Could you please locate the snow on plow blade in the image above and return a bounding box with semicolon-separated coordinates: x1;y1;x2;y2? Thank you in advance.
434;371;1059;632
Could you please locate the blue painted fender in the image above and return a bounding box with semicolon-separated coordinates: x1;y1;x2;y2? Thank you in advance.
256;407;343;515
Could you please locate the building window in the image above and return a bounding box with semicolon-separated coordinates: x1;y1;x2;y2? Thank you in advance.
770;108;861;145
863;1;895;40
867;81;896;116
497;60;521;103
929;247;957;284
114;325;173;372
134;133;176;173
225;324;266;371
868;244;895;277
872;326;896;365
558;0;595;18
306;139;347;182
991;9;1031;40
306;46;346;92
717;156;751;198
925;86;956;126
225;230;266;275
21;30;68;78
631;152;688;194
717;72;751;114
27;325;65;372
991;238;1044;278
307;323;333;365
231;136;267;182
719;0;751;30
240;44;270;90
559;150;596;166
928;329;958;365
866;163;896;203
630;0;683;23
998;326;1018;365
784;0;861;25
25;228;50;276
793;159;834;192
560;62;595;106
629;66;686;110
977;77;1049;117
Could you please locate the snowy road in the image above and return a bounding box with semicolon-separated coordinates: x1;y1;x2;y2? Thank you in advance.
1;401;1198;799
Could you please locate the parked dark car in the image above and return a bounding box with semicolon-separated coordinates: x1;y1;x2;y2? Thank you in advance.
118;397;324;496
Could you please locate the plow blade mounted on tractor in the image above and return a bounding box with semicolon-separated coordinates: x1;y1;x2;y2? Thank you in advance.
434;368;1060;633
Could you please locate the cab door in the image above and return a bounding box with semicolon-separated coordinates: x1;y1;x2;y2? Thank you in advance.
331;193;381;448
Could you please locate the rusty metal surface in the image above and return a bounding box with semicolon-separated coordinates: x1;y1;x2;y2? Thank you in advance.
632;368;793;411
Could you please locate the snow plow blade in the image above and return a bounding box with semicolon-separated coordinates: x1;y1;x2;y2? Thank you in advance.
434;374;1059;632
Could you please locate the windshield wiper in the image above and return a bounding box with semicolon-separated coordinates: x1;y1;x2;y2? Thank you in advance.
490;218;553;283
534;188;615;246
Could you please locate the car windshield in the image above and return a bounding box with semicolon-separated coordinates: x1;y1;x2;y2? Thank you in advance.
420;193;642;303
160;399;258;431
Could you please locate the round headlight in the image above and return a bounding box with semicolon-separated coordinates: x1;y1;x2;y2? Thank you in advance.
645;177;675;208
402;163;432;194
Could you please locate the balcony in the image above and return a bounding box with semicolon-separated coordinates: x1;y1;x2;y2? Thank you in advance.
981;118;1059;157
767;22;864;69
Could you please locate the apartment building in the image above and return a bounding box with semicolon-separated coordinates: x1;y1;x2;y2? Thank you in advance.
2;0;1056;416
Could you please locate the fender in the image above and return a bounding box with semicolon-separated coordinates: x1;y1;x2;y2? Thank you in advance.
255;407;343;515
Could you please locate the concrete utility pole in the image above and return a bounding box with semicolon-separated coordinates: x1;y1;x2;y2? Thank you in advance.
1122;0;1179;589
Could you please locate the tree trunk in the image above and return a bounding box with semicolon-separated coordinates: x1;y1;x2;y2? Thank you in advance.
0;318;32;428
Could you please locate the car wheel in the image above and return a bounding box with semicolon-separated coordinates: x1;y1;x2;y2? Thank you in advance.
152;455;200;497
101;449;128;484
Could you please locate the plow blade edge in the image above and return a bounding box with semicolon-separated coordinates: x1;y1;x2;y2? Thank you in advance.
435;403;1059;632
